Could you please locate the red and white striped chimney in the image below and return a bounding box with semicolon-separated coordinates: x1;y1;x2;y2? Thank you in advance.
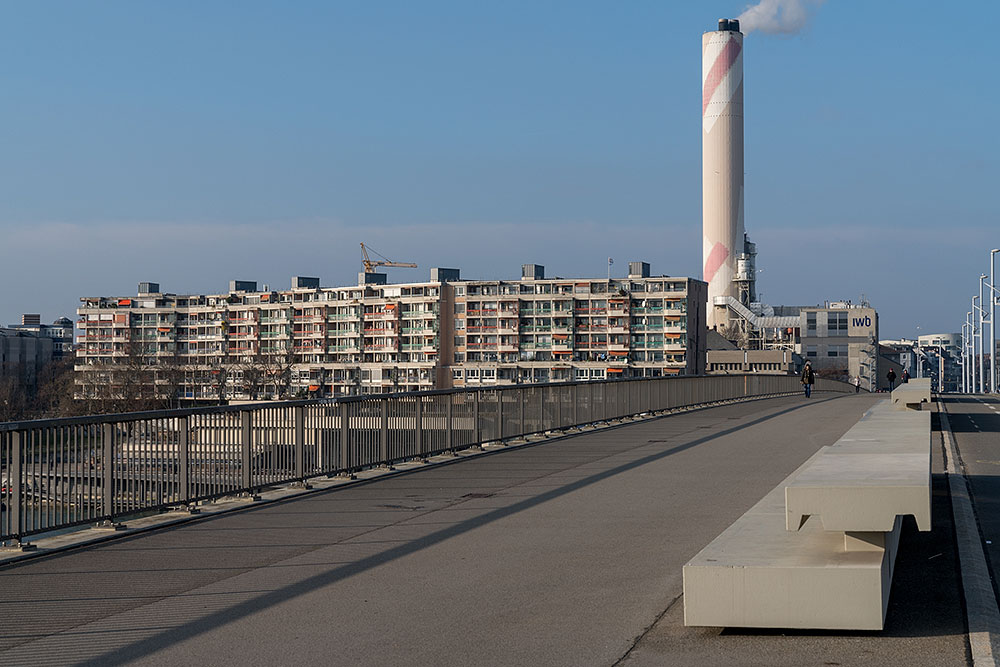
702;19;744;329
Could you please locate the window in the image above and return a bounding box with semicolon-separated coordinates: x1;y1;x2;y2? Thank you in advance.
828;344;848;357
806;345;817;357
806;312;817;335
829;311;848;337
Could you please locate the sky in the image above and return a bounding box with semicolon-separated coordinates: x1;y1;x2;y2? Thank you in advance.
0;1;996;340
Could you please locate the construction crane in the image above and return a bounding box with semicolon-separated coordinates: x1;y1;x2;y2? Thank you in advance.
360;242;418;274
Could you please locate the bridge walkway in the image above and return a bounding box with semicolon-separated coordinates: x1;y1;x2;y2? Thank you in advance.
0;393;968;666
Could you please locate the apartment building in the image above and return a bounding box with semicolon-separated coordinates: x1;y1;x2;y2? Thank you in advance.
452;263;706;386
77;277;453;401
75;264;707;402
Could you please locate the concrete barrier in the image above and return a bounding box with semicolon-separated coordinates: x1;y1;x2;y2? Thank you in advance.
683;399;931;630
891;377;932;411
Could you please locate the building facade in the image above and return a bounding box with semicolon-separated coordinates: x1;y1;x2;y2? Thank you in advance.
451;265;706;387
794;304;879;388
75;266;707;402
11;315;75;360
916;333;962;392
0;328;53;390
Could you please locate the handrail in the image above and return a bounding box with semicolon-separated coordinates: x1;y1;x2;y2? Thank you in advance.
0;375;852;543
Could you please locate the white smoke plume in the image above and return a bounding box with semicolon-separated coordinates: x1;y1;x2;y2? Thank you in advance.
737;0;825;34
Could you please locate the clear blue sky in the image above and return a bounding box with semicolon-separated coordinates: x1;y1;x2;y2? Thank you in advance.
0;1;996;340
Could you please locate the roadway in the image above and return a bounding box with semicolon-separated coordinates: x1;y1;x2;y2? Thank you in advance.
0;393;970;666
942;395;1000;601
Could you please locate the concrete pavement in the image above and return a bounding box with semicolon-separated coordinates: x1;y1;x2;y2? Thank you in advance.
0;393;969;666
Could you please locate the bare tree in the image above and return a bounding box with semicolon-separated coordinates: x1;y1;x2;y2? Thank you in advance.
0;373;28;423
32;357;82;418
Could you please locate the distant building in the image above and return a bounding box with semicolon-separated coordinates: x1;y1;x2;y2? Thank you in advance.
0;327;53;390
10;315;75;360
916;333;962;392
879;339;918;379
452;266;706;386
708;300;880;389
705;331;797;375
75;265;707;402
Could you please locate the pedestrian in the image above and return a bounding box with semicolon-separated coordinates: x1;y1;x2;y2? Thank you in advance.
854;375;861;393
901;368;910;384
886;368;897;391
801;360;815;398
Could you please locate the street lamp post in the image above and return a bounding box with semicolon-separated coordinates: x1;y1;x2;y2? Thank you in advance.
963;321;968;393
980;275;988;394
965;312;974;393
973;296;981;393
991;249;999;394
960;324;965;393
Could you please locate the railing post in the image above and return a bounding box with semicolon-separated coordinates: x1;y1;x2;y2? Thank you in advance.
587;382;597;424
340;402;351;475
520;387;526;437
573;382;579;426
446;394;454;452
10;431;24;540
538;385;544;431
178;416;190;503
497;389;504;441
102;423;114;520
473;390;481;446
415;396;424;458
294;406;305;480
241;411;252;492
380;399;390;464
557;384;563;429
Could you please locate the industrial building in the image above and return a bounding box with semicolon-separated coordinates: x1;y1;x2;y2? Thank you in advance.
705;301;880;389
698;19;883;391
75;265;707;402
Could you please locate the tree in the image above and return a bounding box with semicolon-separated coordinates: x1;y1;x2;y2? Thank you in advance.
32;357;82;418
0;372;28;423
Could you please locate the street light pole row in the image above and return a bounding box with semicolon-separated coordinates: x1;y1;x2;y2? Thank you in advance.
964;250;1000;394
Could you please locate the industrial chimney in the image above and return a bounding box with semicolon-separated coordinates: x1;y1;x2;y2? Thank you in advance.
702;18;744;329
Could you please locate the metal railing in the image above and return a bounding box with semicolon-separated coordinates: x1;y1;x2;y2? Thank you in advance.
0;375;848;543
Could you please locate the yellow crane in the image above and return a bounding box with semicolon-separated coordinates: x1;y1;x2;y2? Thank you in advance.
360;242;418;274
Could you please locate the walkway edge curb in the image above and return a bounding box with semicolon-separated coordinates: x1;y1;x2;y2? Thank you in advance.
940;399;1000;666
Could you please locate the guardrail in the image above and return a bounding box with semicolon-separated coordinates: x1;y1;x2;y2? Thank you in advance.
0;375;849;544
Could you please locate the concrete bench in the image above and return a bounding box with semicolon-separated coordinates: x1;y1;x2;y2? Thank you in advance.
891;377;932;410
683;400;931;630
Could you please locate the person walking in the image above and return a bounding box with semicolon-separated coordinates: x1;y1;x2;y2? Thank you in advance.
854;375;861;393
886;368;897;391
801;360;815;398
901;368;910;384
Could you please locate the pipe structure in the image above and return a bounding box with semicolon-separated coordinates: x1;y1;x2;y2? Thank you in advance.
702;20;744;328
